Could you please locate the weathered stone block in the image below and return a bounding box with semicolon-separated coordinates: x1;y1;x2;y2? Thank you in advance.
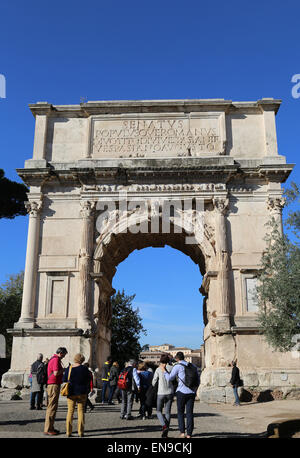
258;371;271;386
1;371;25;389
198;368;212;386
212;370;231;387
283;388;300;400
225;386;235;403
243;373;259;387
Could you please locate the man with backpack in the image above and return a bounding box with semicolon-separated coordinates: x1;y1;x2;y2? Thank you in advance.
118;359;141;420
30;353;44;410
163;351;200;438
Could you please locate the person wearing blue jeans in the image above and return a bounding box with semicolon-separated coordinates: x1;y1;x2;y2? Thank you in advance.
232;385;240;405
230;360;241;406
152;354;174;438
120;360;141;420
176;391;196;436
163;352;200;438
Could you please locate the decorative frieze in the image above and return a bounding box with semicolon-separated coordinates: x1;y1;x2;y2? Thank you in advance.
81;182;227;194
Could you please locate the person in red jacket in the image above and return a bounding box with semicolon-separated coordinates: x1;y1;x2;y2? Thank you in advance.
43;347;68;436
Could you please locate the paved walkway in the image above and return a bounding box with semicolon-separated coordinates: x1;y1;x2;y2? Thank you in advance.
2;394;297;439
212;399;300;437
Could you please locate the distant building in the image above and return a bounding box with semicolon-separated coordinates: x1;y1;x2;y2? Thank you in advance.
139;351;162;365
140;343;205;368
149;344;175;352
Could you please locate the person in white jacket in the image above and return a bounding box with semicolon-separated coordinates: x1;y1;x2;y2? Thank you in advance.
152;354;174;438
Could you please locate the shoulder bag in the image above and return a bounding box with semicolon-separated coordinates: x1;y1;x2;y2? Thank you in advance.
61;365;72;397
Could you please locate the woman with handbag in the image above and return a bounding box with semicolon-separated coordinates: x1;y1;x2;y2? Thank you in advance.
62;353;91;437
152;354;174;438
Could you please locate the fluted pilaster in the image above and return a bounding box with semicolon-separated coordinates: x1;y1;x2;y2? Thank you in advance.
77;200;95;331
213;196;231;330
15;198;43;328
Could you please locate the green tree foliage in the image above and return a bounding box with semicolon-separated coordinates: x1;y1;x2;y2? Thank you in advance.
110;290;147;368
0;272;23;357
284;181;300;236
256;182;300;352
0;169;28;219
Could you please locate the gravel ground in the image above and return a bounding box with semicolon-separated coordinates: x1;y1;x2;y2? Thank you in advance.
0;390;299;439
0;393;255;439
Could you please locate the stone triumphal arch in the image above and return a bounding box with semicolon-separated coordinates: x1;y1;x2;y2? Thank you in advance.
3;98;299;401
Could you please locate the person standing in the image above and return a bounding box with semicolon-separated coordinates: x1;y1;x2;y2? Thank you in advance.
120;359;140;420
30;353;44;410
28;372;33;409
83;363;95;412
64;354;91;437
163;351;200;439
101;356;112;404
230;360;241;406
107;361;121;405
137;362;153;420
152;354;174;437
42;358;49;407
43;347;68;436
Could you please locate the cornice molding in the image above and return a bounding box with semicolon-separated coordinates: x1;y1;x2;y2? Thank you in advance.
28;98;282;118
16;160;294;188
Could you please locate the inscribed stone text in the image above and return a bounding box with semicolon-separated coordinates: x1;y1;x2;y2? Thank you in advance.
92;118;221;157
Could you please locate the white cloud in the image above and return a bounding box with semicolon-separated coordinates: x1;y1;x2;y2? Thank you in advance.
133;301;166;319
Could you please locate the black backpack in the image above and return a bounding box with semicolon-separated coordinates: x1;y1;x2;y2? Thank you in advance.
36;362;48;385
179;363;199;391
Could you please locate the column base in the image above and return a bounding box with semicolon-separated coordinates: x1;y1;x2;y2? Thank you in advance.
199;367;300;403
214;315;231;333
14;319;35;329
3;331;93;388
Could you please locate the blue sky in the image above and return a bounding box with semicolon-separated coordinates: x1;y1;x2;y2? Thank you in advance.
0;0;299;348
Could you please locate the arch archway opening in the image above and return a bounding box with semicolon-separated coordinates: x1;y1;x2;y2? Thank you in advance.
92;227;209;373
112;245;205;360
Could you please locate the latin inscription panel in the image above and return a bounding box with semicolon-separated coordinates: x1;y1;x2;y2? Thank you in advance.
90;113;226;158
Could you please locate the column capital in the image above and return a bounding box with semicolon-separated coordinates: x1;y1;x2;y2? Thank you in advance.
24;199;43;217
267;196;286;215
213;196;229;216
80;200;96;218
